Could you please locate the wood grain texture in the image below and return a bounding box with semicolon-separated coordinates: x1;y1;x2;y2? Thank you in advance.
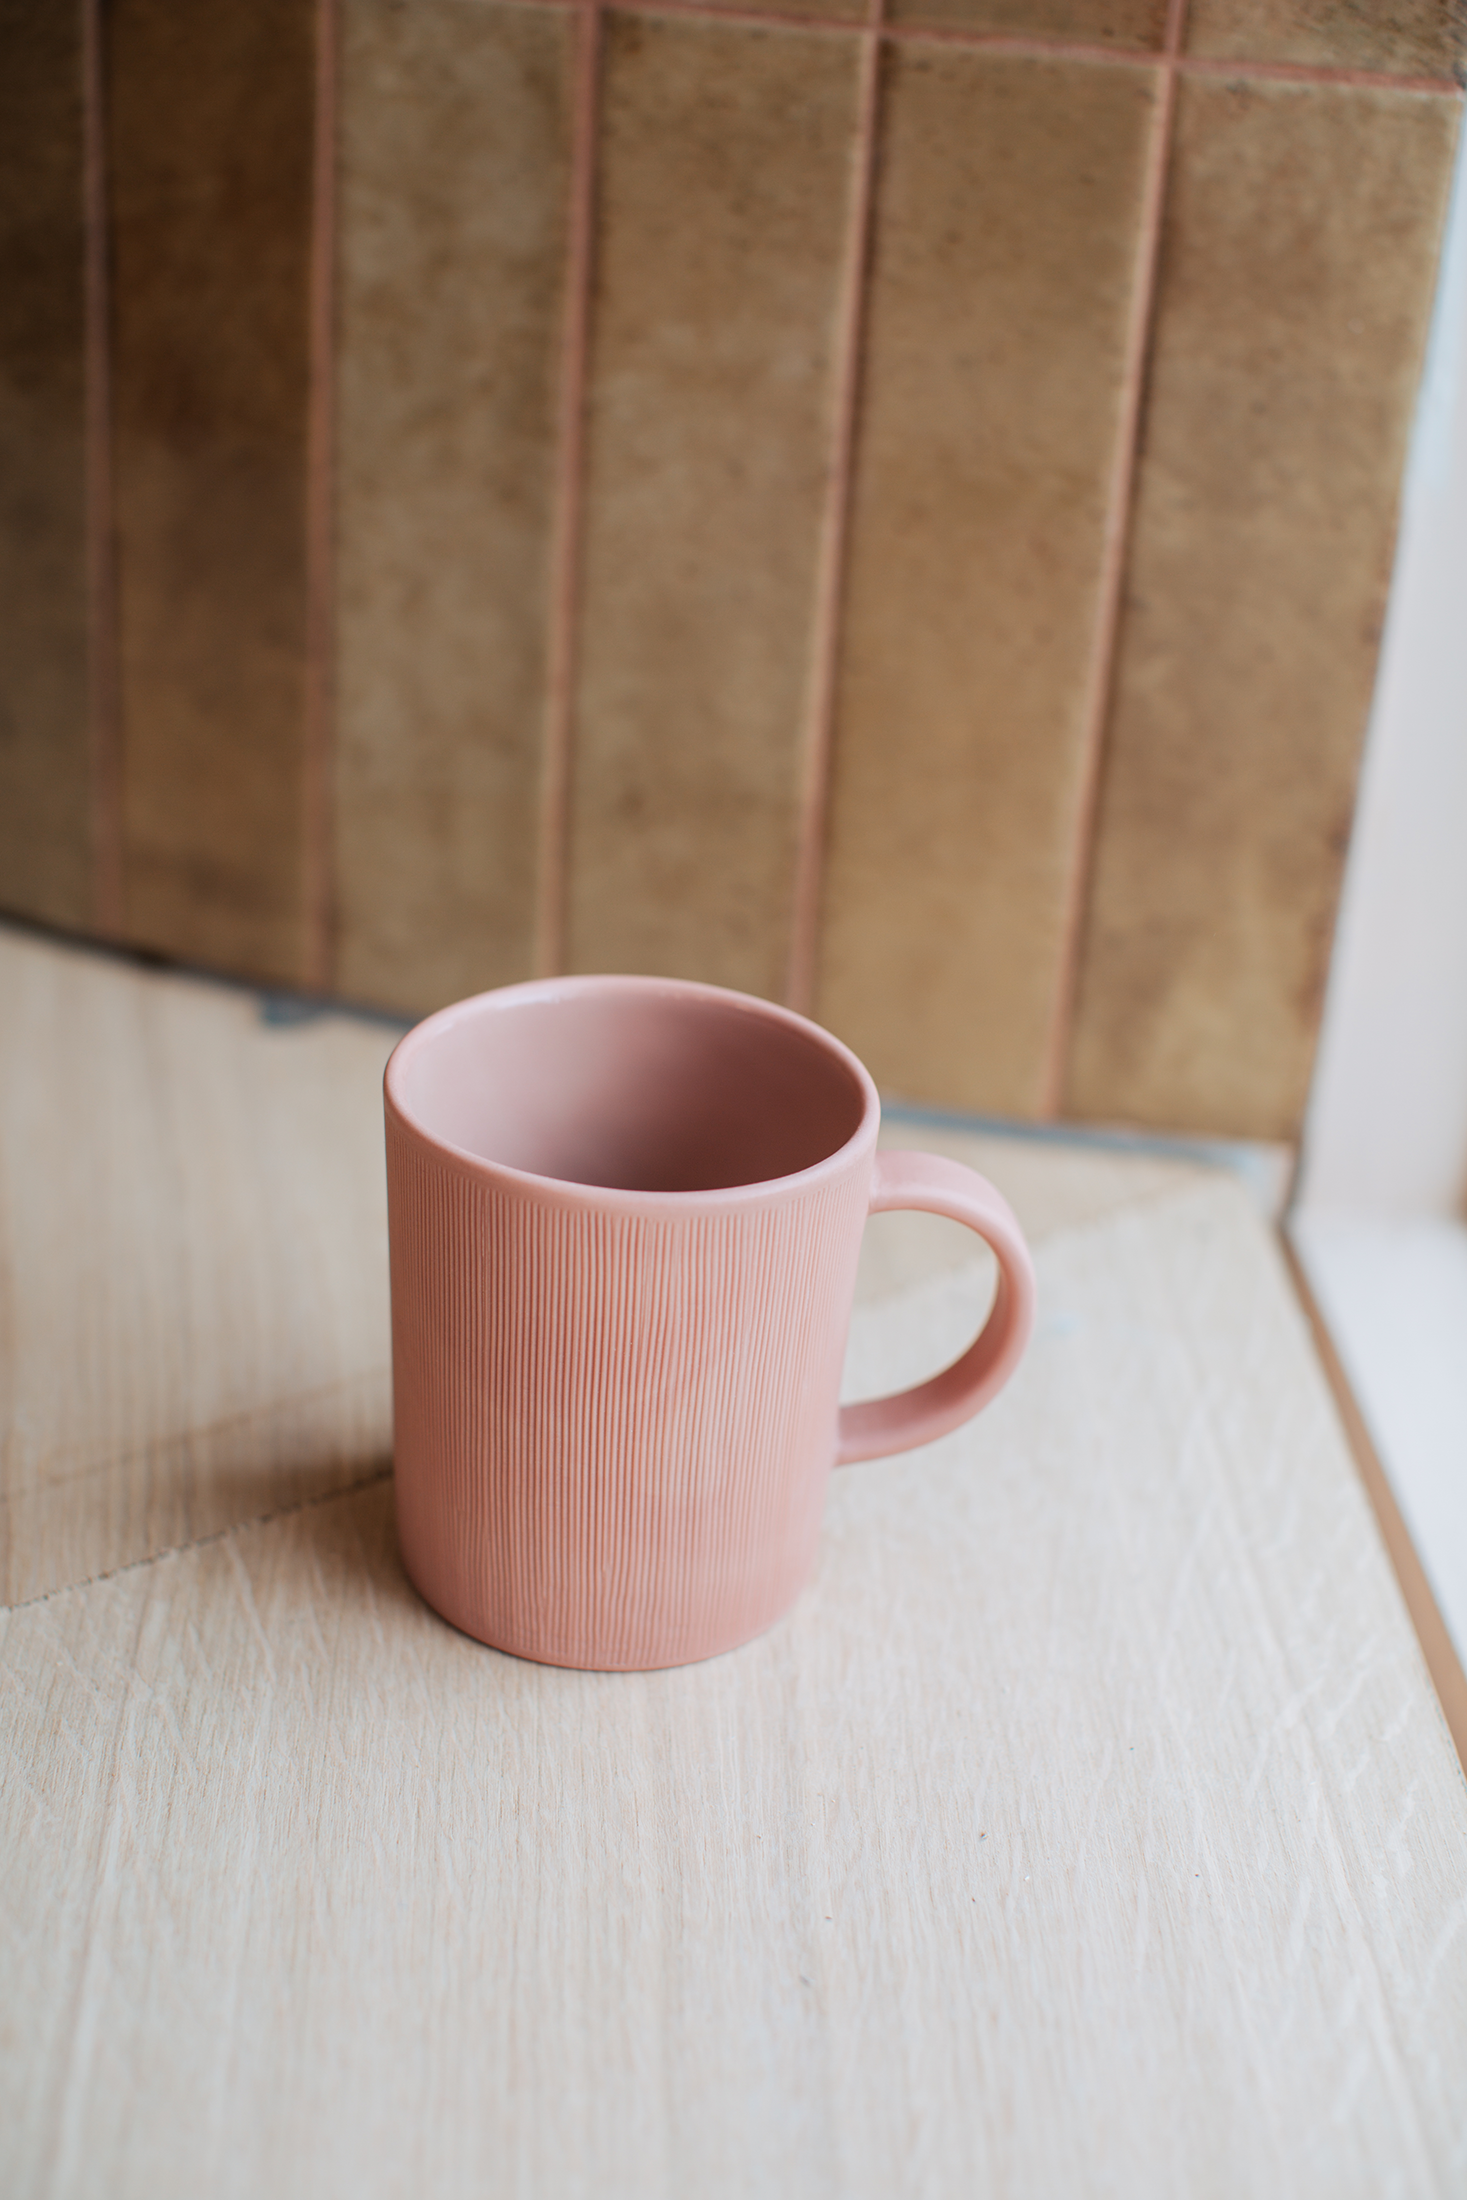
334;0;572;1013
0;0;91;932
0;924;399;1607
4;1167;1466;2197
1065;78;1460;1141
566;13;857;1000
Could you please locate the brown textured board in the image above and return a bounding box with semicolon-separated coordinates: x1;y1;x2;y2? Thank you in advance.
674;0;867;22
884;0;1168;48
0;0;91;933
1065;78;1460;1142
108;0;314;987
1186;0;1467;79
816;47;1156;1117
566;12;858;1001
335;0;573;1015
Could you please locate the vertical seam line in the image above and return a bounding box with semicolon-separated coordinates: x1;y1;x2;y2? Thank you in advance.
303;0;339;994
535;0;602;979
1036;0;1189;1119
785;0;884;1016
83;0;122;939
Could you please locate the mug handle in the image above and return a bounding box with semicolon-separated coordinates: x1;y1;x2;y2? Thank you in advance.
835;1150;1037;1467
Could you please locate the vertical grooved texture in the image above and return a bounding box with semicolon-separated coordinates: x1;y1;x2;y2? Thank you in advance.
387;1121;870;1669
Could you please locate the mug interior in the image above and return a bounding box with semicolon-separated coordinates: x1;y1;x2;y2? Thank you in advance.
393;983;869;1192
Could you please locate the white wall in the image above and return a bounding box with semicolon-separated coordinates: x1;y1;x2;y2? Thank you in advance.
1293;125;1467;1669
1297;124;1467;1220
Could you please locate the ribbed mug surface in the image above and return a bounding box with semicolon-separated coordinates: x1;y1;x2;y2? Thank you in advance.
386;978;876;1668
385;975;1035;1670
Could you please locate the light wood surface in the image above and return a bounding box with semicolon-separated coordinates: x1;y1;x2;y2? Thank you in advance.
3;920;1466;2198
0;925;400;1605
0;922;1205;1607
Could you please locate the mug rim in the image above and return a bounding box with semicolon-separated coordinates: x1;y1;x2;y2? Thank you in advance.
383;972;881;1212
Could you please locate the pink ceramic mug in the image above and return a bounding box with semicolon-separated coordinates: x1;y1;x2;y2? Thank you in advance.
384;976;1035;1670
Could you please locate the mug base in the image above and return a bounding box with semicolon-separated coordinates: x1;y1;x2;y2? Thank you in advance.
398;1537;808;1672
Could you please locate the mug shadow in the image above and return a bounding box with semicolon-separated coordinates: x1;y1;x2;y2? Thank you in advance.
200;1452;426;1631
208;1453;808;1688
